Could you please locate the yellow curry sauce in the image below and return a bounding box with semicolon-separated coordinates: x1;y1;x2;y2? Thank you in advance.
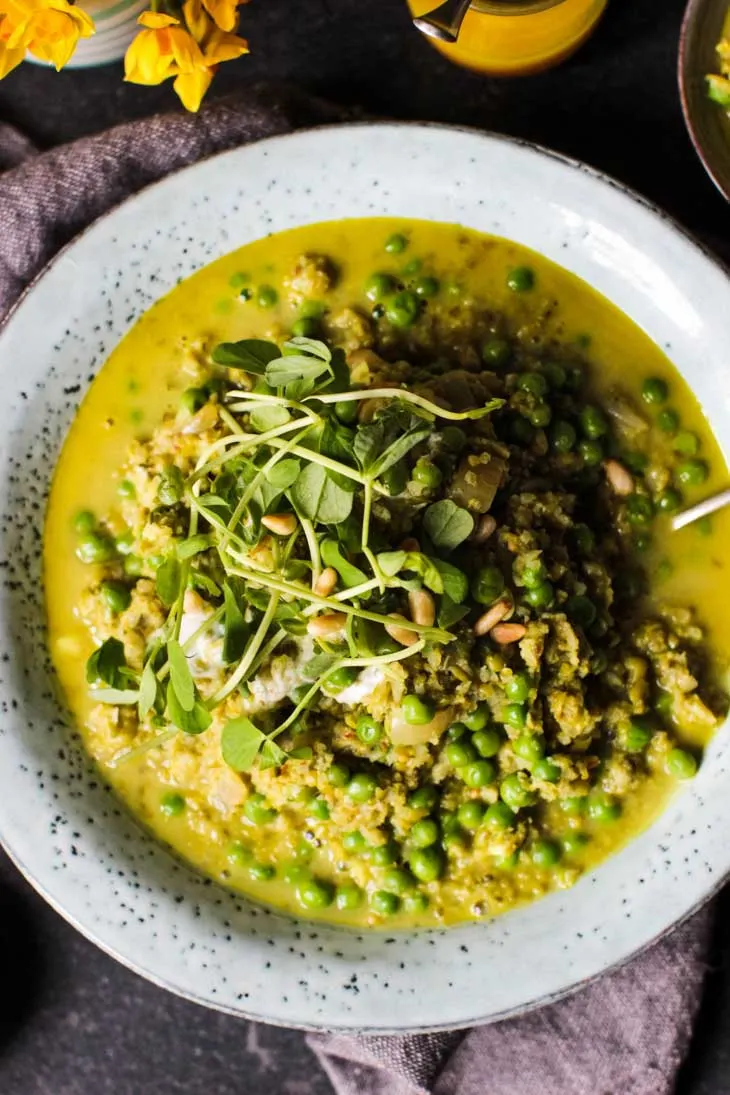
45;219;730;926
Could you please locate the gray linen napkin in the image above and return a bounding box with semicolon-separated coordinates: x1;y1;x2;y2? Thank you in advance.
0;86;715;1095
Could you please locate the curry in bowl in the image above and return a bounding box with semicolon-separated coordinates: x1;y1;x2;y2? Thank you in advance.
44;219;730;928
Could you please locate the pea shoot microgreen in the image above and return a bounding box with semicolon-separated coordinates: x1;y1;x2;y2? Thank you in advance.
88;333;503;774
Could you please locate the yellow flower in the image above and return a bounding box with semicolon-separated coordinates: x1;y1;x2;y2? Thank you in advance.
125;2;248;112
199;0;247;34
0;0;94;78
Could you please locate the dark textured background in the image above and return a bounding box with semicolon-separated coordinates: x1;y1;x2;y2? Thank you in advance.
2;0;730;1092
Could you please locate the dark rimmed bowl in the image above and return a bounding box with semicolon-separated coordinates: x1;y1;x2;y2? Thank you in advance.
679;0;730;202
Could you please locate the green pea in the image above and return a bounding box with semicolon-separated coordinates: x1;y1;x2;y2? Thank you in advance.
370;890;400;915
123;554;145;578
256;285;278;309
579;405;608;440
369;841;399;867
160;791;185;817
410;819;439;848
100;579;131;615
580;439;603;473
625;717;653;753
511;416;535;445
560;795;586;816
327;667;360;692
675;459;708;487
507;265;535;292
503;704;527;731
402;892;430;914
513;734;544;763
115;531;135;555
641;377;668;405
249;862;276;882
386;290;420;329
73;509;96;534
656;488;682;513
483;802;515;830
551;420;577;453
412;458;442;488
446;722;468;742
291;786;316;805
463;703;490;731
457;800;485;830
655;691;673;719
226;840;252;866
381;461;409;496
623;451;649;475
335;399;360;425
243;793;277;825
524;581;555;609
562;832;589;856
76;531;117;565
634;531;652;553
573;524;595;554
445;740;478;768
299;299;326;320
408;785;439;811
496;851;520;870
471;565;505;606
440;426;467;452
516;372;548;398
402;694;435;725
528;403;552;429
291;317;319;338
482;338;512;368
328;762;350;788
381;868;415;895
472;727;502;758
625;494;654;526
542;362;567;388
587;792;621;823
673;430;700;456
500;772;537;810
342;830;367;853
518;558;547;590
414;276;440;298
666;747;698;779
308;797;330;821
402;258;423;276
440;816;467;849
283;864;310;885
462;760;496;788
409;846;444;882
180;387;207;414
533;757;561;783
656;408;679;433
296;877;334;910
364;272;397;302
335;884;363;910
565;595;597;629
531;839;561;868
117;479;136;500
356;715;383;746
384;232;408;254
347;772;378;803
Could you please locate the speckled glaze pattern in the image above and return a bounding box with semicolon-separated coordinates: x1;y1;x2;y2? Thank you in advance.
0;124;729;1034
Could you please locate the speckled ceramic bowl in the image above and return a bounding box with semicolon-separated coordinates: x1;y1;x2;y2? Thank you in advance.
1;124;729;1033
679;0;730;202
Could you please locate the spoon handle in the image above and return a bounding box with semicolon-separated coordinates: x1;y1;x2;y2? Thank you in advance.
413;0;472;42
671;487;730;531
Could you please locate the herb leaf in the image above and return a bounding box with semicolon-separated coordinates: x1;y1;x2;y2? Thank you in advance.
86;637;128;688
303;654;338;680
265;458;300;491
211;339;279;372
167;638;195;712
376;550;407;578
221;716;264;771
166;680;211;735
320;539;368;588
250;404;291;433
290;463;354;525
369;423;431;480
89;687;140;705
259;740;288;770
265;354;332;393
156;556;182;607
432;558;469;603
177;534;212;560
222;581;249;664
138;660;158;719
438;594;471;628
423;500;474;551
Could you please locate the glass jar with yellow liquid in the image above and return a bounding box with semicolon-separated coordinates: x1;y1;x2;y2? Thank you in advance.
408;0;608;76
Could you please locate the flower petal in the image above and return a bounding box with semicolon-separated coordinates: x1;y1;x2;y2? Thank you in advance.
138;10;178;29
0;39;24;78
172;66;212;112
124;26;175;84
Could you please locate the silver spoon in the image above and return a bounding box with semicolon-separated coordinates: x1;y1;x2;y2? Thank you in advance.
671;488;730;531
412;0;471;42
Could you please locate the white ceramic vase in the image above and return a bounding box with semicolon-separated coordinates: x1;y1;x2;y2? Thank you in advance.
38;0;148;67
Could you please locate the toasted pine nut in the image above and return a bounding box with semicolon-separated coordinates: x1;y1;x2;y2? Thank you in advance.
472;514;497;544
385;614;420;647
473;599;511;637
400;537;420;553
408;589;435;627
313;567;338;597
307;612;347;639
261;513;298;536
490;623;527;645
604;459;634;497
